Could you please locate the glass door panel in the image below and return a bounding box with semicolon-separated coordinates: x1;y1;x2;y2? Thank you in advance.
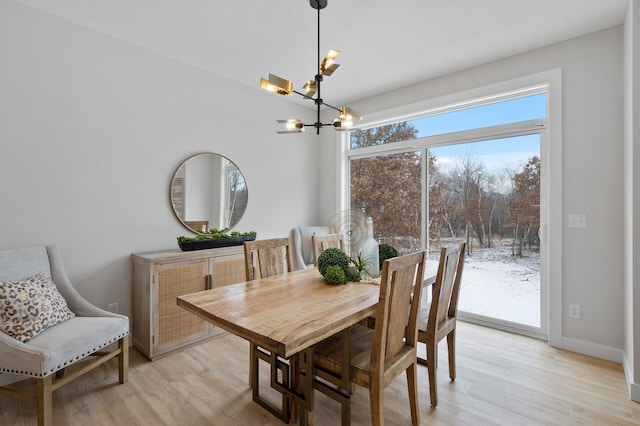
349;151;423;254
428;135;541;329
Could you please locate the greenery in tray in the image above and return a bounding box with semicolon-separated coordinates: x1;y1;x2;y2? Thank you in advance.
350;252;374;280
177;228;257;243
317;245;399;284
318;247;366;285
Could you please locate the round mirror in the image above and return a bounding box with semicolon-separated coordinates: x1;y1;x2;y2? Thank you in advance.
170;153;248;233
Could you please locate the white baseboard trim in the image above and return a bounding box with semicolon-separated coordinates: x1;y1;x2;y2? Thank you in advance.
561;336;623;363
623;353;640;402
629;381;640;402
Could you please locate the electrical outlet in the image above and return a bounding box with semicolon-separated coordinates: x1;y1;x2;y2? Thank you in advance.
568;213;587;228
568;303;581;319
108;302;119;314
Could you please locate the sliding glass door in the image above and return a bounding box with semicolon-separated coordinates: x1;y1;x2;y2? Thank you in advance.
347;89;547;338
428;135;541;330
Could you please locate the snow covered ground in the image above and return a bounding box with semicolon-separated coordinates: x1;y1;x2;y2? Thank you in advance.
433;242;541;327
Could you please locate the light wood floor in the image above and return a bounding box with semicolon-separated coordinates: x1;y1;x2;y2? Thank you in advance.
1;322;639;425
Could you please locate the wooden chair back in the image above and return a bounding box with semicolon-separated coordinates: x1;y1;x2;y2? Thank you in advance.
372;250;425;383
311;233;345;266
426;242;465;336
243;237;292;281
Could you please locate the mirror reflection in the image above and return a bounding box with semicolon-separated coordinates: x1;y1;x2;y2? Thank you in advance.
170;153;248;233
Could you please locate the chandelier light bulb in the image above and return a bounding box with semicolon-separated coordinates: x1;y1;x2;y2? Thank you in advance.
287;121;304;131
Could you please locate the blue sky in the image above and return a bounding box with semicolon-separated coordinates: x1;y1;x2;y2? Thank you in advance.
414;93;546;173
430;134;541;174
414;93;546;137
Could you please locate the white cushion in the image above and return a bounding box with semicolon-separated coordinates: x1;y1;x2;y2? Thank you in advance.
26;316;128;376
0;246;51;282
0;273;74;342
292;226;329;269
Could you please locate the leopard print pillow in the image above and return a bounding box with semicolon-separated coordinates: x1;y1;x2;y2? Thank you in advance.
0;272;75;342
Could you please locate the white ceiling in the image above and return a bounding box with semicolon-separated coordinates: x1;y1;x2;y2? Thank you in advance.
15;0;629;108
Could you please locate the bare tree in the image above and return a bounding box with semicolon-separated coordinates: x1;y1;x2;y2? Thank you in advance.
504;157;540;256
449;150;484;254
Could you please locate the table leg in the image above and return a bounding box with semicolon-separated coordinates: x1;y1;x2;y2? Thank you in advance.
252;345;291;422
283;347;315;425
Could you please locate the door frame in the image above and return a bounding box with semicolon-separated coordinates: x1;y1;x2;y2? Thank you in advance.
339;69;563;344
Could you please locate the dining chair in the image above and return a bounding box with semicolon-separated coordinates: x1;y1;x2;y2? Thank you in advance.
417;242;465;407
244;237;292;281
313;250;425;426
311;233;345;266
243;237;293;421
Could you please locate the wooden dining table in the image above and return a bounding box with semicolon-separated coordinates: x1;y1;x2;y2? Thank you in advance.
176;264;437;425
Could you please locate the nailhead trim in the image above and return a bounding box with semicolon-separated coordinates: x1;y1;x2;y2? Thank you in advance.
0;332;129;377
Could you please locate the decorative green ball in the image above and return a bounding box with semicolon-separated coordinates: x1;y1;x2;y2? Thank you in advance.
378;244;398;269
317;247;350;277
325;265;347;285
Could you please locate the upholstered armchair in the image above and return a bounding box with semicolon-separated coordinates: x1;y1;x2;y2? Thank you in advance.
290;226;329;270
0;246;129;426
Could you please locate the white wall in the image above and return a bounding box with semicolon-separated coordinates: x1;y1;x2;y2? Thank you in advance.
322;27;626;355
0;1;322;319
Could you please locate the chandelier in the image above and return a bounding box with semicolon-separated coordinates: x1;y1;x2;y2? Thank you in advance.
260;0;362;135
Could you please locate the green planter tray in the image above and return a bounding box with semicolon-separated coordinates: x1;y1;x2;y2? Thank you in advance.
178;235;256;251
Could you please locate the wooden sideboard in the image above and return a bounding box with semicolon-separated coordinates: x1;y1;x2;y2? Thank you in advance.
131;246;245;360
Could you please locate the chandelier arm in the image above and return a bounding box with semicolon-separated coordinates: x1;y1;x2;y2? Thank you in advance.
292;90;315;101
320;102;342;113
292;87;342;113
292;88;342;113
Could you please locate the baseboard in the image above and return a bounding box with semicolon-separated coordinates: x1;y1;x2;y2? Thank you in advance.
560;336;623;363
629;381;640;402
623;352;640;402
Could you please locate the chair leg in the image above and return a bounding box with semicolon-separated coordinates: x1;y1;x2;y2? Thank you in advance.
248;342;255;387
119;335;129;384
447;330;456;381
426;341;438;407
435;341;439;368
406;363;420;425
37;375;53;426
369;383;384;426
